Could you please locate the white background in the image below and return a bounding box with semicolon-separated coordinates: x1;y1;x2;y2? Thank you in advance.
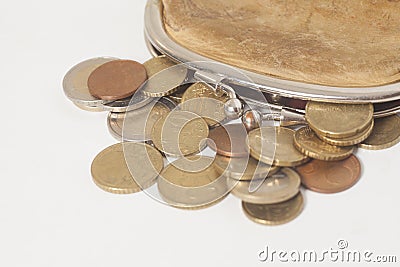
0;0;399;266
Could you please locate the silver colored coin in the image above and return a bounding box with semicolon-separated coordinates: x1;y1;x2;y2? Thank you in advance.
108;98;175;141
73;102;105;112
63;57;117;106
227;168;301;204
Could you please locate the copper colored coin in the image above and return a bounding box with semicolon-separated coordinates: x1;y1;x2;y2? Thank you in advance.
207;124;249;157
88;60;147;101
296;155;361;194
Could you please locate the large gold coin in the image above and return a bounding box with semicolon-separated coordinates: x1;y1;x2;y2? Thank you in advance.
242;192;304;226
157;156;228;209
294;127;354;161
151;110;209;156
181;82;230;127
142;56;188;97
214;155;279;181
228;168;301;204
319;120;374;146
247;127;309;167
91;143;164;194
360;115;400;150
305;101;374;138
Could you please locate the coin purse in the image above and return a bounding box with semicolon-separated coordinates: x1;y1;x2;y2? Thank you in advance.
144;0;400;122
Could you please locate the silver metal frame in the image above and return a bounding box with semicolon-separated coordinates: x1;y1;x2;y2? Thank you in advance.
144;0;400;104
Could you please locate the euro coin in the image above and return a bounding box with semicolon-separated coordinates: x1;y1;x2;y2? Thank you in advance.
157;156;228;209
242;192;304;226
142;56;188;97
151;110;209;157
91;143;163;194
305;101;374;138
360;115;400;150
247;126;309;167
213;155;279;181
294;127;354;161
319;120;374;146
296;155;361;194
228;168;301;204
181;82;229;127
88;60;147;101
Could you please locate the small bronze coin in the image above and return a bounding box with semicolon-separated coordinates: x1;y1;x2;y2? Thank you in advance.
91;143;164;194
360;115;400;150
296;154;361;194
294;127;354;161
242;192;304;226
88;60;147;101
207;124;249;157
305;101;374;138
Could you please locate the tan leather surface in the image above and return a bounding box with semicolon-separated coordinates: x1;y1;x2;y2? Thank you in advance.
162;0;400;87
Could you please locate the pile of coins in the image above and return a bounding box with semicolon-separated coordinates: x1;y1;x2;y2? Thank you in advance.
63;55;400;225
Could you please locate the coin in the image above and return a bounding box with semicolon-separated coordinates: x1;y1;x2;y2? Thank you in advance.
102;93;152;113
167;84;190;103
91;142;164;194
142;56;188;97
214;155;279;181
207;123;249;157
63;57;116;106
88;60;147;101
242;192;304;226
151;110;209;157
107;99;173;141
228;168;301;204
247;127;309;167
294;127;354;161
181;82;230;127
296;155;361;193
360;115;400;150
73;102;104;112
305;101;374;138
157;156;228;209
319;120;374;146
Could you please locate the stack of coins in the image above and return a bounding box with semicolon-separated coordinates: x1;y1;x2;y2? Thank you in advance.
63;55;400;226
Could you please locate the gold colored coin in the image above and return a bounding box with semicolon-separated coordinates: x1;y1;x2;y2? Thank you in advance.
242;192;304;226
157;156;228;209
91;143;164;194
319;120;374;146
151;110;209;157
247;127;309;167
107;101;171;141
168;84;191;104
360;115;400;150
214;155;279;181
305;101;374;138
181;82;230;127
142;56;188;97
228;168;301;204
294;127;354;161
